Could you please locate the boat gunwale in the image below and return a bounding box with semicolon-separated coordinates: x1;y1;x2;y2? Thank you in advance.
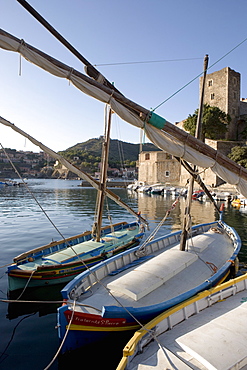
8;237;141;277
11;221;134;264
60;220;223;301
116;272;247;370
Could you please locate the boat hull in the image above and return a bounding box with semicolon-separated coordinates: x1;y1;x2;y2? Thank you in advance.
57;220;241;354
8;221;143;291
58;268;231;353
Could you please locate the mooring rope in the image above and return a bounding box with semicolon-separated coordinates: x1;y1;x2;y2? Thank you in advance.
44;300;76;370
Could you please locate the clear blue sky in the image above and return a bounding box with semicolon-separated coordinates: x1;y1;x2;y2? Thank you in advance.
0;0;247;152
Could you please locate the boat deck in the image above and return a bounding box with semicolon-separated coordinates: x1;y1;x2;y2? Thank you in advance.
128;289;247;370
75;227;234;313
17;227;139;270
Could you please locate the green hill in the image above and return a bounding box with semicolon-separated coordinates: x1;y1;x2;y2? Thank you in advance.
60;137;159;164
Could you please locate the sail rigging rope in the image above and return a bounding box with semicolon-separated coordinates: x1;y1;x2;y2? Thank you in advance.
0;143;67;242
0;143;98;277
153;35;247;111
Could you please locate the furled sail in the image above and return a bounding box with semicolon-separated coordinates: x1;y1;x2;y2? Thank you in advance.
1;28;247;197
0;116;148;225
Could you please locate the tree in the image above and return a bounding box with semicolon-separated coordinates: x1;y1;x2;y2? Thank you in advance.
228;146;247;169
183;104;231;140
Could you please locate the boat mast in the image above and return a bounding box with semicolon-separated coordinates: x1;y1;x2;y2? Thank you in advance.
94;106;112;241
180;54;209;251
16;0;123;96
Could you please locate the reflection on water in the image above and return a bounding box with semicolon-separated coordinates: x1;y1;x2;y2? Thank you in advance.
0;179;247;369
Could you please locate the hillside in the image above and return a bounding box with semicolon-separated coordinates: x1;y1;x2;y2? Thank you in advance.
60;137;160;163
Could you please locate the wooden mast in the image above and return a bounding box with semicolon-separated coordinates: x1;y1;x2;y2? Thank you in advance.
1;29;247;184
94;106;112;242
16;0;123;95
180;55;209;251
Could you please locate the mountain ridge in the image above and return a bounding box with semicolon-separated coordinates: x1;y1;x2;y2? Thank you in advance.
60;136;160;163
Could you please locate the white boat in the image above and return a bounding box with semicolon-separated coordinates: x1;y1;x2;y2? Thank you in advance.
4;104;147;292
210;191;233;202
1;21;247;358
117;273;247;370
137;185;152;193
58;215;240;353
149;184;165;195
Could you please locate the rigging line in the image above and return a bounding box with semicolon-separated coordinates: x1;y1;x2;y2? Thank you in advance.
94;57;202;67
0;143;66;242
137;196;180;254
153;35;247;111
0;144;94;266
44;300;76;370
0;299;101;312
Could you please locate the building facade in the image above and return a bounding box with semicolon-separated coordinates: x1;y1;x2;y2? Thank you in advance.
138;151;181;185
138;67;247;188
200;67;247;140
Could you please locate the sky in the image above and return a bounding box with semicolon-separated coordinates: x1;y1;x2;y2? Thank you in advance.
0;0;247;152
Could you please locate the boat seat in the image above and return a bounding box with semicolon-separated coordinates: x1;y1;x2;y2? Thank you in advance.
106;233;127;239
107;249;198;301
187;229;223;253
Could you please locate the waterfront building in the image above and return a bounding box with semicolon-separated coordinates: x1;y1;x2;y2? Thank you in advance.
138;67;247;188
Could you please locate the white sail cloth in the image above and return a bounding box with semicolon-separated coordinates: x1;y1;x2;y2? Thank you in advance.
0;29;247;197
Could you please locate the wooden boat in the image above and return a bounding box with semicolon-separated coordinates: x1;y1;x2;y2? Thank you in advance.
5;98;147;293
117;273;247;370
7;221;145;291
58;214;241;353
0;12;247;357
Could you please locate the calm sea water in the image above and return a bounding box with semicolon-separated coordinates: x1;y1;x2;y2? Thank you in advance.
0;179;247;369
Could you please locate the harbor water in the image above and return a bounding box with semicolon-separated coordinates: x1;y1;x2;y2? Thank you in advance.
0;179;247;369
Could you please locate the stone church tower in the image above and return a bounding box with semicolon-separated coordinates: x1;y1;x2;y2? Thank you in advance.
200;67;246;140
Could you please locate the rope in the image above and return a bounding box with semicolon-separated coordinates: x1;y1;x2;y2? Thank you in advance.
0;143;66;242
153;35;247;111
14;271;36;300
136;196;180;256
94;57;202;67
0;298;101;313
44;300;76;370
0;143;93;277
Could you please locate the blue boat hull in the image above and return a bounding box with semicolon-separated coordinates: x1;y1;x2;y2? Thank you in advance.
57;220;241;354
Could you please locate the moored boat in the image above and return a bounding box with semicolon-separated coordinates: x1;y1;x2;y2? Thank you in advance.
117;273;247;370
57;213;241;354
7;221;145;291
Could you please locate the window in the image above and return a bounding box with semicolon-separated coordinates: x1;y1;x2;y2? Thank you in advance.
165;171;170;177
208;79;213;87
233;91;237;100
145;153;150;160
210;93;215;100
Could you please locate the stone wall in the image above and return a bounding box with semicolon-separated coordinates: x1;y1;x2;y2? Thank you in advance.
138;151;181;185
200;67;241;140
